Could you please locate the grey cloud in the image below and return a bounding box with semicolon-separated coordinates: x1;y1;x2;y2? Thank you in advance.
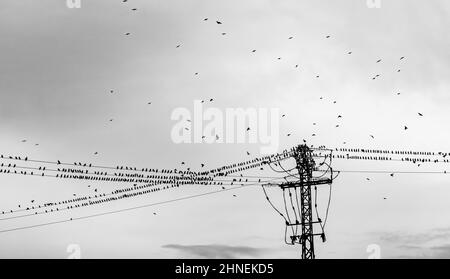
374;227;450;258
162;244;268;259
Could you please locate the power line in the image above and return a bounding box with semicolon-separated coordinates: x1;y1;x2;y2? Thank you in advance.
0;178;282;234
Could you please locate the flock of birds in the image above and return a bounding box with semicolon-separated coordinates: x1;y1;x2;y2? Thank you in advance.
106;1;423;145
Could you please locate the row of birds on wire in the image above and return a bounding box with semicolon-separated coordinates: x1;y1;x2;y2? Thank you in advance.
0;148;300;219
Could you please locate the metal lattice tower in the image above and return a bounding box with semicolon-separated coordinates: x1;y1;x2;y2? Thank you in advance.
295;145;316;259
275;144;333;259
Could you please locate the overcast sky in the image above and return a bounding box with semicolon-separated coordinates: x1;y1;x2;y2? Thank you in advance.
0;0;450;259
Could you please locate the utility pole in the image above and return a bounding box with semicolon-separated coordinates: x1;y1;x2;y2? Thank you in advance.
276;144;333;259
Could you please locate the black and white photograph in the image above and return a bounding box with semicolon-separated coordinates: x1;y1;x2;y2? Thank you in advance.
0;0;449;268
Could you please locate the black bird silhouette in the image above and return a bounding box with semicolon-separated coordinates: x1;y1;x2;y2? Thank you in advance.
404;126;408;130
326;35;330;38
376;59;382;63
176;45;181;48
288;36;293;39
216;21;222;24
370;135;375;139
400;56;405;60
252;49;256;53
125;33;131;36
201;164;205;168
57;160;61;165
204;18;208;21
418;112;423;116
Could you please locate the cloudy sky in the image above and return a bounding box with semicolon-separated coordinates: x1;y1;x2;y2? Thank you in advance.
0;0;450;258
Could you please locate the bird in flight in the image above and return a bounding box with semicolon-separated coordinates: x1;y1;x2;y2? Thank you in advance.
418;112;423;116
216;21;222;24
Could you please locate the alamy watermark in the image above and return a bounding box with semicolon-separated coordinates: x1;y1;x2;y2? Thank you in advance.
366;0;381;8
171;100;280;154
67;244;81;259
366;244;381;259
66;0;81;8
